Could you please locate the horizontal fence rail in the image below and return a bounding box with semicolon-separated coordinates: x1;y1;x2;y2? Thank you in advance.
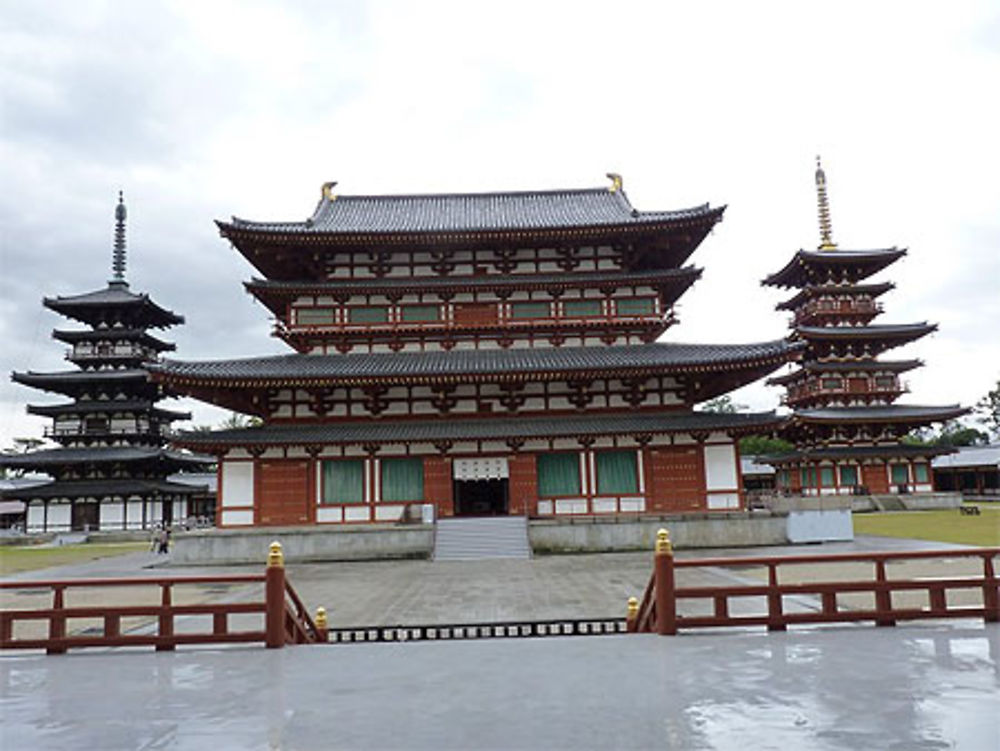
326;617;627;644
1;542;325;653
631;531;999;635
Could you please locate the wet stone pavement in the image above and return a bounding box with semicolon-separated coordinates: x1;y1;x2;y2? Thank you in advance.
2;623;997;750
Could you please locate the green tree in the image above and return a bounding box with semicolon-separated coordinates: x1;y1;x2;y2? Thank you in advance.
976;379;1000;440
698;395;747;413
219;412;263;430
904;421;988;447
739;435;794;457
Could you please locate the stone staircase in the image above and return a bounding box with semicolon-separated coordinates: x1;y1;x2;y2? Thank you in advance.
433;516;532;561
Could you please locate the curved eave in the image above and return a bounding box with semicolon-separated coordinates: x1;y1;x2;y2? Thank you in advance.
763;248;906;289
52;329;176;351
44;298;183;328
792;405;968;426
27;401;191;420
775;282;896;311
795;323;936;341
1;478;208;501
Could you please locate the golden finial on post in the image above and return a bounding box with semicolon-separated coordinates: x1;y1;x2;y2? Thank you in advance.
626;596;639;619
655;528;673;554
815;156;837;251
315;606;328;630
267;541;284;568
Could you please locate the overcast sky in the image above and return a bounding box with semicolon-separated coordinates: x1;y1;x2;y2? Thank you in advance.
1;0;998;448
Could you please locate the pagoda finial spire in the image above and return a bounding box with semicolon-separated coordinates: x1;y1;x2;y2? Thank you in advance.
815;156;837;251
112;190;128;283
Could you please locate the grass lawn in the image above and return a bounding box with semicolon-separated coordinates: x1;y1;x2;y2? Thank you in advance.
853;505;1000;547
0;542;147;576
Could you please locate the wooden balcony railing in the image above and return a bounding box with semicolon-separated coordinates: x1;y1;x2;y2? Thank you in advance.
0;542;327;653
628;530;999;635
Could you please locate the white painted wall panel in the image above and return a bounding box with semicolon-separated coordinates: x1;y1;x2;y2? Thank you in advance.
100;503;125;528
221;509;254;526
221;462;254;508
27;504;46;532
344;506;371;522
47;504;71;530
704;444;739;490
375;505;404;521
316;506;343;523
706;493;740;510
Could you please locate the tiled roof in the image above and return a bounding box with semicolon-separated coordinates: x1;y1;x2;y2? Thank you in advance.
52;328;175;351
763;248;906;289
932;444;1000;470
795;404;967;424
26;399;190;420
221;187;721;236
767;359;921;386
0;478;207;501
0;446;211;470
44;281;183;326
796;323;935;340
760;444;956;463
174;410;784;448
151;340;799;386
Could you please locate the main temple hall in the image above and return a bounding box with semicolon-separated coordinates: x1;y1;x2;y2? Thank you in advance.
151;176;802;527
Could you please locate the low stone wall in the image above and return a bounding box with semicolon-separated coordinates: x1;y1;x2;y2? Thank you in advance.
851;492;964;512
528;512;789;554
170;524;434;565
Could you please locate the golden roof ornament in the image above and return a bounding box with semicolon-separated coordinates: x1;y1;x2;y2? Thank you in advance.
815;156;837;251
321;181;338;201
606;173;623;193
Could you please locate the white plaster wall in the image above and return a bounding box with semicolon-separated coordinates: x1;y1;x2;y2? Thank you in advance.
316;506;343;523
221;462;254;507
704;444;738;491
220;509;254;526
27;504;46;532
47;504;71;530
100;502;125;528
126;500;144;529
707;493;740;510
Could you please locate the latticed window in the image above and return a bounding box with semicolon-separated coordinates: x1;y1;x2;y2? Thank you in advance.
821;378;842;390
563;299;603;317
913;464;929;483
536;453;581;497
295;307;335;325
510;302;550;319
322;460;364;504
380;458;424;502
348;307;389;323
615;298;656;316
800;467;817;487
400;305;439;322
819;467;835;486
595;451;638;494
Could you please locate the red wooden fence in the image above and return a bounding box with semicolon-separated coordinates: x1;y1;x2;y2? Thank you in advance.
629;530;1000;635
1;542;327;653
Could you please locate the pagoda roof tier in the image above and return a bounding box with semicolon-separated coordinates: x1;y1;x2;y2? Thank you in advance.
763;248;906;289
0;478;207;501
26;399;190;421
760;443;956;465
52;328;175;352
796;322;935;345
0;446;211;472
12;369;157;398
44;281;183;328
792;404;967;425
246;267;702;316
219;186;724;280
150;340;800;409
767;359;922;386
173;410;785;452
775;282;895;311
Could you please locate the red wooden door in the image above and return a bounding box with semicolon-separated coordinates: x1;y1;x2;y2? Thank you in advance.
257;460;311;526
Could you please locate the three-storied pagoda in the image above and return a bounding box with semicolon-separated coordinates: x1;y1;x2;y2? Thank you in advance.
0;195;209;532
152;177;799;527
762;160;966;495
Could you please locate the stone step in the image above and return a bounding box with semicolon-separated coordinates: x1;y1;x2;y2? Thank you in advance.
434;516;531;561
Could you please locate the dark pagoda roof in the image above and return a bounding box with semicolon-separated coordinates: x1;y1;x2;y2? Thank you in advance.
52;328;175;352
26;399;190;421
775;282;895;311
44;281;183;328
761;443;956;465
173;410;784;451
1;478;207;501
221;186;722;237
763;248;906;289
12;368;155;398
246;268;702;315
795;322;935;344
767;359;922;386
0;446;210;471
793;404;968;425
151;340;800;387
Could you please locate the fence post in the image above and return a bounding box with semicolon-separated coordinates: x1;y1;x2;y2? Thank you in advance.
315;606;329;643
625;597;639;633
874;559;896;627
47;586;66;655
157;583;175;651
767;563;786;631
654;528;676;636
983;554;998;624
266;541;286;649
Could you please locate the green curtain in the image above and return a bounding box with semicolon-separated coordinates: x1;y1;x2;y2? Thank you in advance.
537;453;581;497
564;299;602;317
349;306;389;323
891;464;909;484
381;458;424;502
840;466;858;486
819;467;835;487
401;305;439;322
596;451;638;494
323;460;364;504
511;302;550;319
615;298;655;315
914;464;929;483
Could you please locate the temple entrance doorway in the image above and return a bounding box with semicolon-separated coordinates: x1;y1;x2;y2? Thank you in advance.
453;458;509;516
71;501;99;531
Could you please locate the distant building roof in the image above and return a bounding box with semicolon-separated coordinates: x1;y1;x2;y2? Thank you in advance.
932;444;1000;470
741;457;776;476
